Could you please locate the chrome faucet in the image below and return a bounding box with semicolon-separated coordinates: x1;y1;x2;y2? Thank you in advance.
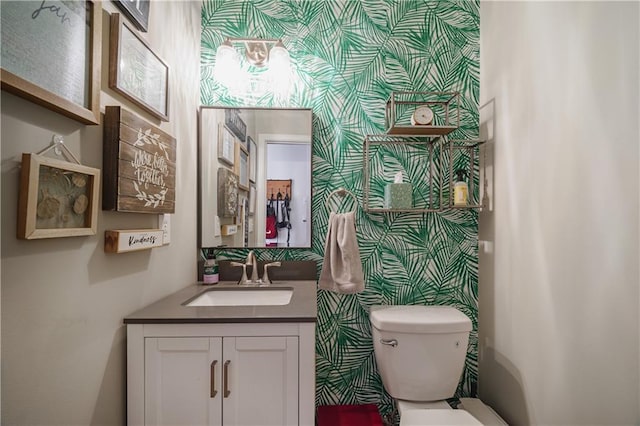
245;250;259;283
231;252;281;285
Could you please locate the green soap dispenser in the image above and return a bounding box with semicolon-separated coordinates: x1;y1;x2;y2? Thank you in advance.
453;169;469;206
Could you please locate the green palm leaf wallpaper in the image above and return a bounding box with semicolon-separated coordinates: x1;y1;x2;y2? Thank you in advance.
201;0;479;417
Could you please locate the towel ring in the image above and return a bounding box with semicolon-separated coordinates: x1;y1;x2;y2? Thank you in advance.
325;187;358;213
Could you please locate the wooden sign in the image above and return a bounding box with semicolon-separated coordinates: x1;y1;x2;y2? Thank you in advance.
104;229;164;253
217;167;238;217
103;106;176;213
221;224;237;236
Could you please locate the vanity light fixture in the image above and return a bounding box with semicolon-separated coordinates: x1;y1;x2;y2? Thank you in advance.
214;37;291;89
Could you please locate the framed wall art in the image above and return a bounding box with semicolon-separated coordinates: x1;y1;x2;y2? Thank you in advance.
0;0;102;125
248;136;257;183
225;108;246;143
249;184;256;215
218;124;235;166
103;106;176;214
236;144;249;191
217;167;238;218
17;153;100;240
109;13;169;121
113;0;150;32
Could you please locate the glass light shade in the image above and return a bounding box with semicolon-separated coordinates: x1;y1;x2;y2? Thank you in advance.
214;41;241;88
268;41;292;99
269;42;290;72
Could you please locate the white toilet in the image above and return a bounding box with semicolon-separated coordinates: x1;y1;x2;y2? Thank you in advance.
370;305;507;425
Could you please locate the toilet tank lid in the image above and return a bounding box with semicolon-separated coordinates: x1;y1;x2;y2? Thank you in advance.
370;305;472;333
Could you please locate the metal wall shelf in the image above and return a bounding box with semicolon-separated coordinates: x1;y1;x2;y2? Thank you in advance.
361;92;482;214
445;139;486;210
362;134;446;213
362;135;485;213
385;91;460;136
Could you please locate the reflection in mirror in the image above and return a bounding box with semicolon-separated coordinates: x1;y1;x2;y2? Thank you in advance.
199;107;312;249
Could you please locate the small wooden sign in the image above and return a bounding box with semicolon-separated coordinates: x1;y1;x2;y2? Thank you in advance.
104;229;164;253
103;106;176;213
221;224;237;236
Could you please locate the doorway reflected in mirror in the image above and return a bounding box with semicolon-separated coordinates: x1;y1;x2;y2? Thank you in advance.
199;107;312;249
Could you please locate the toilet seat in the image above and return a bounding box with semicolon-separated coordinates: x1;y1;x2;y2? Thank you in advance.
459;398;509;425
400;409;483;426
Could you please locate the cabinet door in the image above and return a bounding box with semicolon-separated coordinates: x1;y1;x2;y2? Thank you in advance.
145;337;223;426
222;336;299;426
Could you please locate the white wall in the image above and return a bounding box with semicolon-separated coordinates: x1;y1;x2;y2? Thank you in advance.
1;2;201;424
479;1;639;425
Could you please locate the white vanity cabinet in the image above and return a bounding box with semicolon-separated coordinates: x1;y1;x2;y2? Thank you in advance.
127;322;315;426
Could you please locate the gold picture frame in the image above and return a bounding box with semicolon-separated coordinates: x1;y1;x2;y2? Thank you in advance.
17;154;100;239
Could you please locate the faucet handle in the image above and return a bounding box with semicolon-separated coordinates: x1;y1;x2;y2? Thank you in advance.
230;261;248;284
262;262;282;285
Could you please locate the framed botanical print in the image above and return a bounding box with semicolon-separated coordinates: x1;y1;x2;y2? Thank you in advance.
109;13;169;121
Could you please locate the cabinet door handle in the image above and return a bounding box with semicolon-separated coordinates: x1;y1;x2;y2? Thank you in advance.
210;360;218;398
223;360;231;398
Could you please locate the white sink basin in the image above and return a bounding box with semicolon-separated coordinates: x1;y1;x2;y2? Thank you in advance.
185;287;293;307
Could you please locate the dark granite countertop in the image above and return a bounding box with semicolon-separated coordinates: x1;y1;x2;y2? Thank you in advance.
124;280;318;324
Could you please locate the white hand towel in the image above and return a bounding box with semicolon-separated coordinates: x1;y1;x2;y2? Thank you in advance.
319;211;364;294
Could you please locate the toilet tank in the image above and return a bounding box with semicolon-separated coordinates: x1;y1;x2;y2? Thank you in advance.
370;305;472;401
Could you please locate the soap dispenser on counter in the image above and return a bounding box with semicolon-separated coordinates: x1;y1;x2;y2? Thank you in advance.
202;251;219;285
453;169;469;207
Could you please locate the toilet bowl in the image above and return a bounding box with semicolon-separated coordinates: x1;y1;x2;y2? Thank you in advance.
370;305;507;425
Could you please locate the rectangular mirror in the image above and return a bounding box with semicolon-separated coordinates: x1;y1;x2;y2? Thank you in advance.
199;107;312;248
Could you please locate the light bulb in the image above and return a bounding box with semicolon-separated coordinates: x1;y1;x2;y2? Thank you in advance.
268;40;291;99
269;41;290;72
214;39;240;88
